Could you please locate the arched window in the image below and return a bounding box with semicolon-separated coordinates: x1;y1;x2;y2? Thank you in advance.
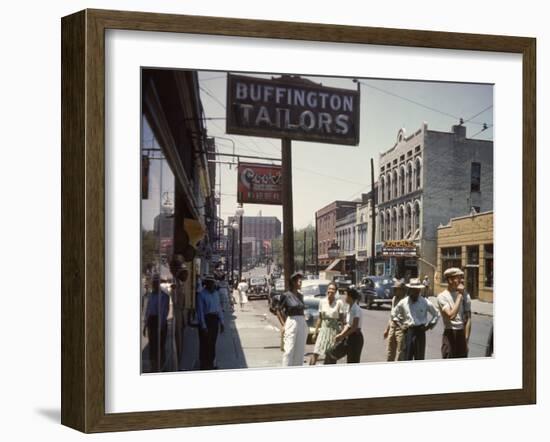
414;201;421;232
406;204;412;237
399;206;404;239
399;167;405;196
393;170;398;199
386;210;391;241
392;208;398;239
380;177;385;203
386;173;391;201
407;162;413;193
380;213;385;242
415;159;422;190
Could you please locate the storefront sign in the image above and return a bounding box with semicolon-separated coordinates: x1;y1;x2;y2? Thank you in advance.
237;162;282;205
227;74;360;145
382;240;417;257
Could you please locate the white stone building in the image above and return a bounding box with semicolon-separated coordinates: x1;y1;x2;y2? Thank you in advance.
376;123;493;280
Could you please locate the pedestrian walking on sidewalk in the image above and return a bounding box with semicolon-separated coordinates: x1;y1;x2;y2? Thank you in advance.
324;288;364;364
383;279;407;361
437;268;471;358
277;271;308;366
309;282;345;365
392;278;439;361
196;274;225;370
236;277;249;311
143;273;170;372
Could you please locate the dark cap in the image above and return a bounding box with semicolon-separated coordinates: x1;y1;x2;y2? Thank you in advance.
289;271;304;281
346;288;360;300
203;274;216;282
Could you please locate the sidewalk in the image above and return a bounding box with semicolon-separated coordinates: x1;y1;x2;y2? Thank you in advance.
428;296;493;317
177;300;283;371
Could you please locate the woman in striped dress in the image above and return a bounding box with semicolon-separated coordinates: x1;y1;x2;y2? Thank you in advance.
309;282;345;365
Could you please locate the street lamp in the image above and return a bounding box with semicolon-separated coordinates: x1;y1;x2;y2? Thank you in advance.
235;204;245;281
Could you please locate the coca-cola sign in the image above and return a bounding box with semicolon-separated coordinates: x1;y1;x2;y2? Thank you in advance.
237;162;282;205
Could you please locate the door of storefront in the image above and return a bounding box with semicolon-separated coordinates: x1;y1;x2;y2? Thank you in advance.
466;266;479;299
466;245;480;299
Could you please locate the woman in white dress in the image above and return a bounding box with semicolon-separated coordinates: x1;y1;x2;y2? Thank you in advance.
309;282;345;365
236;277;249;311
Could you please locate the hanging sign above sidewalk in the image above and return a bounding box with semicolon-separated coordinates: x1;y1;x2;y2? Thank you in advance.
237;162;282;205
227;74;360;145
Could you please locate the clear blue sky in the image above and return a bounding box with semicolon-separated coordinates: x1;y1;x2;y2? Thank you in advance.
142;70;493;231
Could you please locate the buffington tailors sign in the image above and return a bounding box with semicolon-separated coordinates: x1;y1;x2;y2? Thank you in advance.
226;74;360;145
238;162;282;205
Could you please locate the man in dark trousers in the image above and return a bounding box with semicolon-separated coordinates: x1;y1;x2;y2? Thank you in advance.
196;274;225;370
437;267;472;358
392;278;439;360
143;273;170;372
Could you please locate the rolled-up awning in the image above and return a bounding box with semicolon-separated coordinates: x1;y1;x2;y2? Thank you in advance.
184;218;206;247
326;258;342;271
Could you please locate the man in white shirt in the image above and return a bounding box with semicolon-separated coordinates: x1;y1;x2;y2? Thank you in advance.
392;278;439;360
437;267;471;358
324;288;364;364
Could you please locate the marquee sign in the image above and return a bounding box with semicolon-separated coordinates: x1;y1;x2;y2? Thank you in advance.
226;74;360;145
237;162;282;205
382;240;418;257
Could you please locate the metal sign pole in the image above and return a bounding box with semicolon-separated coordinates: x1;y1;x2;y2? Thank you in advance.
281;138;295;290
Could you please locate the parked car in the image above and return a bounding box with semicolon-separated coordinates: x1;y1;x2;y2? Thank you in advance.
301;279;332;298
358;276;394;309
268;278;286;313
303;296;320;344
247;276;269;300
332;274;353;294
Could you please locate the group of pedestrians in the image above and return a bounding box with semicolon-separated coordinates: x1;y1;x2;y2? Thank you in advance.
273;272;365;367
143;263;474;372
384;267;472;361
272;266;472;368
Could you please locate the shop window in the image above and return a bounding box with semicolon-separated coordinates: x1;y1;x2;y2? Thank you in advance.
141;115;175;277
484;244;493;288
441;247;462;274
467;245;479;265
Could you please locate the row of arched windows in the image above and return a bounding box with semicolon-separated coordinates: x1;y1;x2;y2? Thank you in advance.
379;200;421;242
379;157;422;203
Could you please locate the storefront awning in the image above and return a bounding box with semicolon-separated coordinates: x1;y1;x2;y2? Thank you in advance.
326;258;341;271
184;218;206;247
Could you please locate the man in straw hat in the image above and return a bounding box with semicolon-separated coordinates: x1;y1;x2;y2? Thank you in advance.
392;278;439;360
383;278;407;361
437;267;472;358
196;274;225;370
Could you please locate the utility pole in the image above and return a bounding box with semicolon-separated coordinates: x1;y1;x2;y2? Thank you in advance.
315;213;319;275
282;138;295;289
311;235;315;275
370;158;376;276
303;230;307;273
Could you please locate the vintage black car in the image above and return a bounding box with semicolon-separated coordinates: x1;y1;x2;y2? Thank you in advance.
247;276;269;300
358;276;394;309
